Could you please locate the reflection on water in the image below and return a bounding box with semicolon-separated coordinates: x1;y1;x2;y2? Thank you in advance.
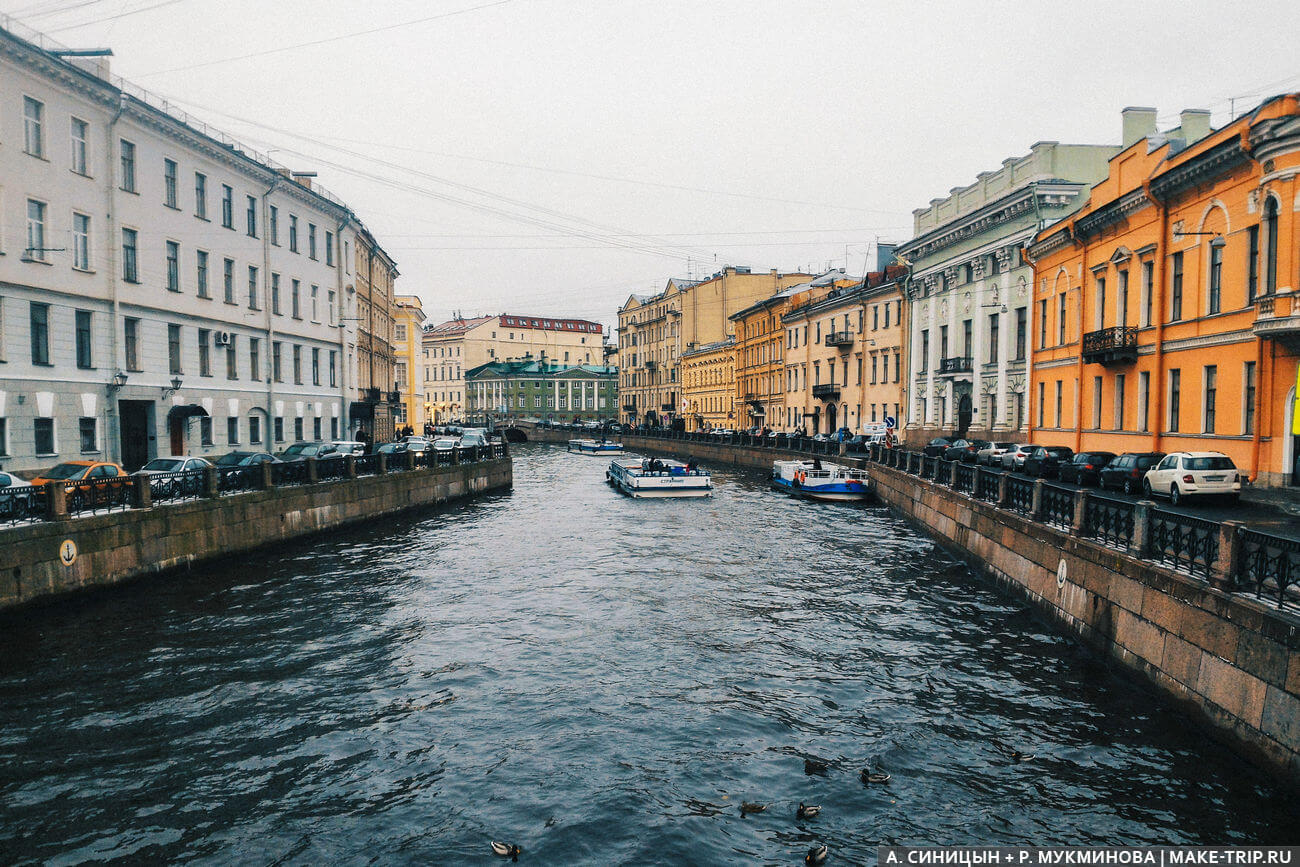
0;443;1294;863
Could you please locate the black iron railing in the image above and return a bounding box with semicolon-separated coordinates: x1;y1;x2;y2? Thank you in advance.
1041;483;1074;529
317;457;349;482
812;383;840;399
954;462;975;493
939;356;972;374
1083;495;1135;550
825;331;854;348
271;461;310;487
355;454;381;476
1149;509;1219;579
65;476;132;517
0;485;40;524
1236;529;1300;609
1006;476;1034;515
976;468;1002;502
1082;326;1138;364
148;469;208;504
218;466;260;494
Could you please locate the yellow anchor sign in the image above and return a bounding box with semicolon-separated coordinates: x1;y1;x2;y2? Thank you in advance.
59;539;78;567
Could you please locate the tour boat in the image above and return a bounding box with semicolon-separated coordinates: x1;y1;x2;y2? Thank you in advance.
568;438;624;455
771;459;872;502
607;458;712;498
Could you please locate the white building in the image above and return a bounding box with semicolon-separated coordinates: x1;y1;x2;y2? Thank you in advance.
0;19;366;472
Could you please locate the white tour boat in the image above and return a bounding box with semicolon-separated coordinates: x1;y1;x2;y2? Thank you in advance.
568;438;624;456
771;459;872;502
607;457;712;498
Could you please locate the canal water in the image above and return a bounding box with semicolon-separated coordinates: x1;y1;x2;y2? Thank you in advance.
0;443;1294;864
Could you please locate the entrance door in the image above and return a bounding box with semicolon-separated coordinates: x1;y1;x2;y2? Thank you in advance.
118;400;154;471
169;417;184;456
957;393;973;437
826;403;837;434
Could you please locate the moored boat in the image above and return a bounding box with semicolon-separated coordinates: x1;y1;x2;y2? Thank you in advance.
607;457;712;498
568;438;624;455
772;459;871;502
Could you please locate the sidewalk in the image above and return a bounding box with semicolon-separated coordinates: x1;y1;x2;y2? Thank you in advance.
1241;484;1300;518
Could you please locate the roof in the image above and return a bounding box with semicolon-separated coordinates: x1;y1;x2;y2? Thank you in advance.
424;315;494;336
465;359;617;379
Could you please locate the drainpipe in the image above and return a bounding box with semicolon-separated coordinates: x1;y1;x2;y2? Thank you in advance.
367;241;376;441
1250;336;1266;483
261;174;282;443
1073;231;1088;455
1144;178;1168;455
104;92;127;464
335;214;352;438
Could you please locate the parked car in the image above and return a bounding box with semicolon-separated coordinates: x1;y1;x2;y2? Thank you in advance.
923;437;953;457
459;431;490;448
328;440;366;457
976;441;1016;466
1143;452;1241;505
1057;451;1116;486
213;451;281;467
376;442;409;455
845;434;870;452
434;437;459;452
1000;444;1034;471
29;460;128;509
278;442;336;461
1023;446;1074;478
133;456;214;496
0;471;38;520
1098;452;1166;495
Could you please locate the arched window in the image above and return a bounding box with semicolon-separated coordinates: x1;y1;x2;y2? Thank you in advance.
1264;196;1279;296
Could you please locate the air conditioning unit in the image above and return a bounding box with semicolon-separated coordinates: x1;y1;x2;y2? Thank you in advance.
214;331;232;346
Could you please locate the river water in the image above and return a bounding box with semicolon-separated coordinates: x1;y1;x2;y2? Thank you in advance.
0;443;1294;864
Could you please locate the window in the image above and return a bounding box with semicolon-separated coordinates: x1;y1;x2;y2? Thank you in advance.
313;417;322;441
311;348;320;386
1138;370;1150;432
0;418;7;456
198;328;211;376
249;414;261;444
250;338;261;382
291;279;301;318
223;258;235;303
275;416;284;442
395;322;407;342
289;215;298;252
30;302;50;365
1014;307;1027;360
325;230;334;265
308;224;317;259
1114;374;1126;430
920;329;929;373
76;417;98;452
70;117;88;174
1141;261;1154;326
1170;251;1183;321
1264;197;1279;295
272;341;282;382
1057;292;1067;344
75;309;92;368
1092;376;1102;429
310;285;319;321
329;350;337;387
1244;361;1257;435
34;418;55;455
166;241;180;291
168;324;183;374
195;172;207;218
246;195;257;237
227;417;239;445
1245;224;1260;303
1094;277;1106;330
294;417;304;441
271;273;281;314
269;206;279;245
327;289;335;325
1038;299;1047;349
1208;241;1223;315
1117;270;1129;326
164;158;178;208
125;317;140;370
988;313;999;364
120;139;136;192
72;212;91;270
25;199;47;261
122;228;138;282
248;266;259;309
196;250;210;298
221;184;233;228
1203;365;1217;433
1168;369;1181;432
1037;382;1045;427
939;325;948;359
23;96;44;157
226;337;238;380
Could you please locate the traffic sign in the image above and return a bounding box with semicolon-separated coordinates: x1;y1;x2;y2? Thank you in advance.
885;416;897;430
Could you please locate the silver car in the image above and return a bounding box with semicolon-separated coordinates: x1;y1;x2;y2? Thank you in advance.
1000;444;1034;471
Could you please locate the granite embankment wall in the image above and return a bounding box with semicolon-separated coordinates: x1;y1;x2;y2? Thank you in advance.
532;427;1300;781
0;458;512;611
527;426;822;471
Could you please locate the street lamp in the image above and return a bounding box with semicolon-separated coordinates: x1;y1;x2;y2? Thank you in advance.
107;371;128;393
162;376;183;399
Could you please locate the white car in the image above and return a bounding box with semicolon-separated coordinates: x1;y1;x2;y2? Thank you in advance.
1143;451;1241;505
433;438;459;452
0;471;39;519
133;456;214;496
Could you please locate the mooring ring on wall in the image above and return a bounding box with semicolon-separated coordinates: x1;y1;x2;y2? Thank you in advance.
1056;558;1067;589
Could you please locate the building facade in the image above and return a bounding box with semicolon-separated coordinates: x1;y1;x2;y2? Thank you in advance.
1027;97;1300;488
680;338;736;431
422;313;605;425
351;226;399;445
0;21;368;473
899;139;1120;445
392;295;425;430
464;359;617;424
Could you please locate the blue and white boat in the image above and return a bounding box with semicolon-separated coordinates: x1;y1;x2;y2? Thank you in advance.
772;459;871;502
568;438;624;455
607;458;712;498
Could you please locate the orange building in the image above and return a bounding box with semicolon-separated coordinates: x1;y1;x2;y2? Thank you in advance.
1026;97;1300;487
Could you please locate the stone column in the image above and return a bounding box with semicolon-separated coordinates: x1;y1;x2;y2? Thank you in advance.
203;466;219;499
345;455;357;479
258;460;274;489
997;470;1009;506
1211;519;1244;590
1130;500;1155;558
377;453;388;474
131;476;152;509
948;460;959;487
404;450;417;471
44;482;68;521
1070;488;1089;534
1031;479;1045;520
305;457;319;484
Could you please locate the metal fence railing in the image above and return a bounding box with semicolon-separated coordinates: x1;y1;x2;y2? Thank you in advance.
1041;483;1075;530
147;470;208;505
65;476;132;517
1083;495;1136;550
1236;529;1300;609
270;461;310;487
1149;509;1220;580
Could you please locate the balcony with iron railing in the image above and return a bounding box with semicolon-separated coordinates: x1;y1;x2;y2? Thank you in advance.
644;359;657;370
812;383;840;400
938;356;972;375
1081;326;1138;365
825;331;854;349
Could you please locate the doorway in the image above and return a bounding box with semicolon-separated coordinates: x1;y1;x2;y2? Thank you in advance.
826;403;837;434
957;393;973;437
118;400;154;471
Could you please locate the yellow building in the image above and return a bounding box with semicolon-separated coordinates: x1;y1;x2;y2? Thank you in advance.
681;338;736;431
780;271;872;433
351;225;399;443
392;295;426;430
617;267;813;427
422;313;605;424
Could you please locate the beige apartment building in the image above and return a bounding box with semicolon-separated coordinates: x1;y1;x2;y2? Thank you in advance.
351;226;399;444
782;268;905;434
392;295;425;430
680;338;736;431
422;313;605;424
617;267;813;427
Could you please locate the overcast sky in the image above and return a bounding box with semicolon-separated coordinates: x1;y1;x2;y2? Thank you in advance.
5;0;1299;333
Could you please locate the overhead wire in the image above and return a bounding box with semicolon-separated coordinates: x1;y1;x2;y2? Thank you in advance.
44;0;186;32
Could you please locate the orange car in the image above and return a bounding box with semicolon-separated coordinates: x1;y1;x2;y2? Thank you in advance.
29;460;129;511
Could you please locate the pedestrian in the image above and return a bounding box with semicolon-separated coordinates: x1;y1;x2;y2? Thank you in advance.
357;428;371;453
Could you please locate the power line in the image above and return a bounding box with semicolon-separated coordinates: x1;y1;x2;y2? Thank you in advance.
44;0;186;32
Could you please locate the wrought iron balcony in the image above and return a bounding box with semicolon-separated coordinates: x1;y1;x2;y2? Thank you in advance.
1081;326;1138;365
362;387;382;403
644;359;657;370
812;383;840;400
622;402;637;412
387;390;402;405
938;356;972;375
825;330;854;348
660;402;676;412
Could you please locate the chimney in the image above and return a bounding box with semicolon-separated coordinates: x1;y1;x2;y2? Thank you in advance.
876;243;897;271
291;171;317;190
1179;109;1212;145
1121;107;1158;147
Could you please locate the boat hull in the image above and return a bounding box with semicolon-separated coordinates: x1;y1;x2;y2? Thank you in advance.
771;460;872;503
608;459;712;498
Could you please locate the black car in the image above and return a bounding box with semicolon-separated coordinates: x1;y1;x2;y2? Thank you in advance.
960;439;992;464
941;439;974;461
213;451;281;467
1057;451;1116;486
1023;446;1074;478
1098;452;1167;495
845;434;869;452
923;437;953;457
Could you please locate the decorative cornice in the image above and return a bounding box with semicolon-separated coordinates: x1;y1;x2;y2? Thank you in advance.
898;182;1085;263
1149;138;1249;203
1074;188;1150;240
